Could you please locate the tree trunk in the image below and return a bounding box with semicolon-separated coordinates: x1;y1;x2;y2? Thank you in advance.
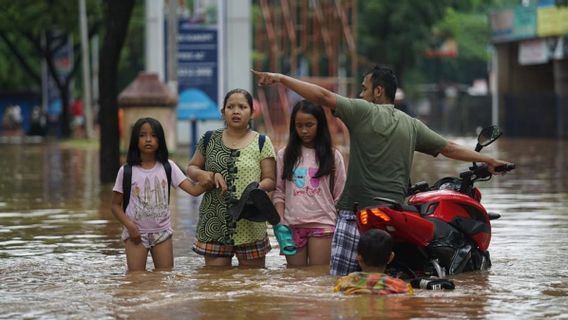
99;0;135;183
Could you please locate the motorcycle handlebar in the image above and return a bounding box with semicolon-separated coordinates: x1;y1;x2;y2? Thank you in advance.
457;163;515;194
462;163;516;181
495;163;515;173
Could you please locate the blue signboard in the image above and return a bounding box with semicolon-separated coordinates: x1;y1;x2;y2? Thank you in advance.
176;19;220;120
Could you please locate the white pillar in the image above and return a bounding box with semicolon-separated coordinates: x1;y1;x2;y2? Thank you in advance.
41;32;48;114
217;0;225;104
91;35;99;116
145;0;165;81
490;45;499;126
79;0;93;138
166;0;178;95
222;0;251;94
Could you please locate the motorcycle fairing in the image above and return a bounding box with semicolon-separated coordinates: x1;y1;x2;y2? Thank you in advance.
408;189;492;250
425;218;464;268
357;207;434;247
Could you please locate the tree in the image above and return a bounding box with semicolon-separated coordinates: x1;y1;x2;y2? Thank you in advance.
419;8;490;84
415;1;522;85
98;0;135;183
358;1;452;86
0;32;40;92
358;0;522;87
0;0;102;137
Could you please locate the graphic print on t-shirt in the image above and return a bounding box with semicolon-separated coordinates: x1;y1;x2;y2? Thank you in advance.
132;176;169;220
293;166;321;197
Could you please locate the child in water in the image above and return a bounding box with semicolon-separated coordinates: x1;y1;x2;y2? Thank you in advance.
111;117;219;272
334;229;413;295
272;100;346;266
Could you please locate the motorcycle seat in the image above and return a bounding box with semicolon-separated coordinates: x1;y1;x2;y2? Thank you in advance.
373;197;421;213
401;204;421;213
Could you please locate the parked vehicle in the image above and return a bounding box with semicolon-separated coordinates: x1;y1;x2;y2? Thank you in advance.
357;126;515;279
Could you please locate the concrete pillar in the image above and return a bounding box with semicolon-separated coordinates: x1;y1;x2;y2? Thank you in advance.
494;44;512;130
118;73;178;152
145;0;165;81
490;46;499;126
223;0;251;94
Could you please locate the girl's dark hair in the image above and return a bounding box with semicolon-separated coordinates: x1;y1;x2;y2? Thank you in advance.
222;88;254;112
126;117;169;166
282;100;334;180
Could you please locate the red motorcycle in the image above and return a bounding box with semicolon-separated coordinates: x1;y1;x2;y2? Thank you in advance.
356;126;515;279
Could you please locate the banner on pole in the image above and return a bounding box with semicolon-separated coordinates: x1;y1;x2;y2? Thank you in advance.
175;18;220;120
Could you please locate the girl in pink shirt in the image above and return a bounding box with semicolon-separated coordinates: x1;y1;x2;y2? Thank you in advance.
273;100;346;267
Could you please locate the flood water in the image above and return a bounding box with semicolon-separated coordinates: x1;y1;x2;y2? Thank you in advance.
1;137;567;319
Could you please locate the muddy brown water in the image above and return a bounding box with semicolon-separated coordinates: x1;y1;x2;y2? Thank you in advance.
0;137;567;319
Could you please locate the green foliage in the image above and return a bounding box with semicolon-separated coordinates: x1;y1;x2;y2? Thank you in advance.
358;1;453;84
0;0;103;93
437;8;489;61
117;1;145;91
413;7;491;84
0;36;39;92
358;0;522;87
0;0;153;96
415;1;521;85
0;1;78;34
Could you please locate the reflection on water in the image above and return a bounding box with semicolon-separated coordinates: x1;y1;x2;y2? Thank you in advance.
1;138;567;319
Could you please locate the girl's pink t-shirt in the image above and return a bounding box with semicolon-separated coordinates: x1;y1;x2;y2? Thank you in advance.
272;146;346;227
113;160;188;233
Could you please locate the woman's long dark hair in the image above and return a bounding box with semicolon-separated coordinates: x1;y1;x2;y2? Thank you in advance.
126;117;169;166
282;100;334;180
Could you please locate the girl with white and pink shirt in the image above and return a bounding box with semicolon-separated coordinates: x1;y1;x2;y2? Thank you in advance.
273;100;346;267
111;118;222;273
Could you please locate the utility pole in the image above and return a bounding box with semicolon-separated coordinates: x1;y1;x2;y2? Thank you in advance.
145;0;165;80
41;32;48;115
490;46;499;127
166;0;178;95
91;35;99;125
79;0;94;138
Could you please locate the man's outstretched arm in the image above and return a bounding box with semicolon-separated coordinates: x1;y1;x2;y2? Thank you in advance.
440;141;511;174
251;69;338;111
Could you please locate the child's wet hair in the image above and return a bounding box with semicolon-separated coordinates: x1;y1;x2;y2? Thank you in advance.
357;229;393;268
126;117;169;166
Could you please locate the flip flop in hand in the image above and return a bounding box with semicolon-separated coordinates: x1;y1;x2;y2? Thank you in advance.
273;224;296;256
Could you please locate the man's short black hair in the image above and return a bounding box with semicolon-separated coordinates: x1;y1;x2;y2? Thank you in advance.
357;229;393;268
364;65;398;103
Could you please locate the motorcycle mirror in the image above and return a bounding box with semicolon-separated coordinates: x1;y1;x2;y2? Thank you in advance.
475;126;502;152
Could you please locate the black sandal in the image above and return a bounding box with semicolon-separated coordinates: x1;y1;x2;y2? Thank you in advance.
229;182;281;226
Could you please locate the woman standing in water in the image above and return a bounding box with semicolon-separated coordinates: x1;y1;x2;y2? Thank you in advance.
187;89;276;267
